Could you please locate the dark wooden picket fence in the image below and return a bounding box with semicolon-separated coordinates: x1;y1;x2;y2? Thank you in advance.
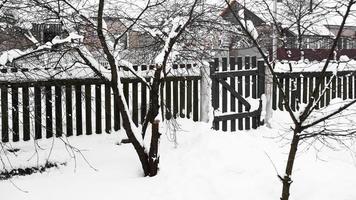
273;70;356;111
0;64;201;143
210;56;265;132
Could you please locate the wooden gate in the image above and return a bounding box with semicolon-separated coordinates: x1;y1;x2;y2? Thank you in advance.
210;56;265;131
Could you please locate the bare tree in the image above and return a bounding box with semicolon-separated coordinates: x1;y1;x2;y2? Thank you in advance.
0;0;229;177
224;0;356;199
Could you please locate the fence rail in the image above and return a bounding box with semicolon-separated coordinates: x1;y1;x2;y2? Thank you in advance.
0;64;201;143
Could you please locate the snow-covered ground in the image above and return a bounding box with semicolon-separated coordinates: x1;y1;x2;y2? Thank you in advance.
1;112;356;200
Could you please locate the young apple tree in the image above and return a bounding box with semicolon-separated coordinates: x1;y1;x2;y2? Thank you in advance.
223;0;356;199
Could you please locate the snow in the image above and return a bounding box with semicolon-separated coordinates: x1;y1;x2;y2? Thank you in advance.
1;114;355;200
0;49;25;65
155;16;188;65
274;59;356;73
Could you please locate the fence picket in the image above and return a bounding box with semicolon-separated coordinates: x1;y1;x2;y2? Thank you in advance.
222;57;228;131
45;86;53;139
85;85;92;135
230;57;236;131
95;84;102;134
237;57;243;130
12;87;19;141
55;86;62;137
23;87;30;141
76;85;83;135
1;86;8;142
34;86;42;140
66;85;73;137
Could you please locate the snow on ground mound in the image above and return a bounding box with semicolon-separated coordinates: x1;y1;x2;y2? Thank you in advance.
0;118;355;200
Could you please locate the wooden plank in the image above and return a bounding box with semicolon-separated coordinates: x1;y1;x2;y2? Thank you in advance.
332;76;337;99
257;61;265;126
45;86;53;139
186;79;192;119
165;80;172;120
309;77;314;108
325;76;331;106
320;77;325;107
257;61;265;96
278;78;284;110
214;110;260;122
251;56;257;129
66;85;73;137
173;79;179;118
290;78;296;111
337;76;342;98
237;57;243;130
354;75;356;99
193;79;199;122
141;81;147;123
180;79;186;118
23;86;30;141
113;90;120;131
348;76;353;100
303;77;308;104
132;82;138;126
76;85;83;135
211;70;258;79
55;86;62;137
284;77;290;111
296;78;301;110
315;77;320;109
1;87;8;142
85;85;92;135
343;76;347;100
95;84;102;134
222;57;228;131
12;87;19;142
211;59;219;130
230;57;236;131
34;86;42;140
217;79;251;110
244;56;251;130
272;77;277;110
104;84;111;133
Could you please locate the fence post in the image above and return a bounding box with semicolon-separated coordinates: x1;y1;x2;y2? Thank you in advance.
257;60;266;126
200;61;211;122
263;60;273;127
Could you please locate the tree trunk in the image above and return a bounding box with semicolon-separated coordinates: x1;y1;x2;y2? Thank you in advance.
148;120;160;176
280;128;301;200
111;83;151;176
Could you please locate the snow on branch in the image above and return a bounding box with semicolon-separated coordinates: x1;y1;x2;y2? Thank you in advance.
0;32;84;66
154;16;189;66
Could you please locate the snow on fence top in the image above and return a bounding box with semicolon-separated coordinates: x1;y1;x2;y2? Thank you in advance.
118;63;201;79
274;56;356;74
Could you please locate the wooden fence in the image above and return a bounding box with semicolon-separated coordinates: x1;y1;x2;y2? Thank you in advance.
273;70;356;111
211;56;265;132
0;64;201;143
